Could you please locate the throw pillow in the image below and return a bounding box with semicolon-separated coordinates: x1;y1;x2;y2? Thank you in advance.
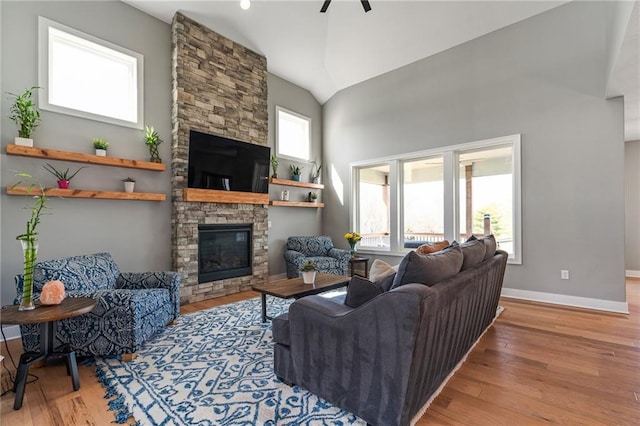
467;234;497;261
344;276;384;308
391;245;463;289
459;239;486;270
415;240;450;255
369;259;398;282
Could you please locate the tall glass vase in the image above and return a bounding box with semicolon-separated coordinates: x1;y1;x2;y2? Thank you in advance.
19;238;38;311
349;242;357;258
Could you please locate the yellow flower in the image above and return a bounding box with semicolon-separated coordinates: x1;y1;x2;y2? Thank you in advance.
344;232;362;244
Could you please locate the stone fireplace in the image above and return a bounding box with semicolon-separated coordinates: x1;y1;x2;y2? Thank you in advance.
171;12;269;304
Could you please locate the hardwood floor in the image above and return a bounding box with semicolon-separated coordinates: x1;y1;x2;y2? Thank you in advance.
1;282;638;425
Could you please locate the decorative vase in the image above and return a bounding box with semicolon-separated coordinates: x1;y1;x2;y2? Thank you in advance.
302;271;316;284
349;242;357;258
149;144;162;163
19;238;38;311
57;180;70;189
15;137;34;147
292;175;301;182
313;176;320;184
124;181;135;193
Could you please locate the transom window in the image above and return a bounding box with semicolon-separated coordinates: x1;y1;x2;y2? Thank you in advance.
38;17;144;129
275;106;311;161
352;135;522;263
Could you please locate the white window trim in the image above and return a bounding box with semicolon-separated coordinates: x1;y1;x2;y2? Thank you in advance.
38;17;144;129
275;105;311;162
350;134;522;264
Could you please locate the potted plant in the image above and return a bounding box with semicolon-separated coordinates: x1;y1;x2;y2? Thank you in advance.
11;172;48;311
290;164;302;181
300;260;318;284
311;160;322;184
144;125;163;163
43;163;87;189
93;138;109;156
308;191;318;202
270;155;279;178
122;177;136;193
8;86;41;147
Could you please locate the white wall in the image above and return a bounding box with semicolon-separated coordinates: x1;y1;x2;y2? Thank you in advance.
1;1;172;306
322;1;627;305
625;140;640;273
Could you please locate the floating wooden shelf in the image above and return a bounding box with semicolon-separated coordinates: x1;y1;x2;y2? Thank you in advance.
183;188;269;205
270;178;324;190
6;144;165;171
269;200;324;208
6;186;166;201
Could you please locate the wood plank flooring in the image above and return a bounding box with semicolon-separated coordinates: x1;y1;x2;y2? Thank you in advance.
1;282;638;425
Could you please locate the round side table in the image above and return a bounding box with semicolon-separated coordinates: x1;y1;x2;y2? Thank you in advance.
1;297;96;410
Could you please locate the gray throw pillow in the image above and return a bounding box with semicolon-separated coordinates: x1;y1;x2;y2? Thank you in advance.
391;245;463;289
460;239;486;270
467;234;497;261
344;276;384;308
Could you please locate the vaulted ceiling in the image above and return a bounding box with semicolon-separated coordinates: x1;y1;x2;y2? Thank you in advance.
125;0;639;141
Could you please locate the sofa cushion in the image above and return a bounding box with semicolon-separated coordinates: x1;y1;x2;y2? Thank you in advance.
369;259;397;282
467;234;497;260
344;276;384;308
391;245;463;289
377;272;397;292
415;240;450;255
20;252;120;294
460;239;486;270
272;313;290;346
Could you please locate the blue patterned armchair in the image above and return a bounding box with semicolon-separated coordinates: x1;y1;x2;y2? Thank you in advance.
284;236;350;278
14;252;180;358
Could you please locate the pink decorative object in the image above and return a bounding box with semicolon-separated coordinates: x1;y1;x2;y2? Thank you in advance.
40;280;66;305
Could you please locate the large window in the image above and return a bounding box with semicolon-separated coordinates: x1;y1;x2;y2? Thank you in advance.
38;17;144;129
276;106;311;161
352;135;522;263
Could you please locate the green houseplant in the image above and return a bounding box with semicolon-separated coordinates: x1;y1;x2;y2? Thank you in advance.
12;172;49;311
311;160;322;184
93;138;109;156
122;177;136;193
270;155;279;178
43;163;87;189
290;164;302;181
308;191;318;202
300;260;318;284
144;125;163;163
8;86;41;147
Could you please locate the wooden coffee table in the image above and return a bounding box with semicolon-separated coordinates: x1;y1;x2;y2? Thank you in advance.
0;297;96;410
252;273;350;322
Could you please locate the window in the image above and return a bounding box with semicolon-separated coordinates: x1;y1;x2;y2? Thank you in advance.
38;17;144;129
352;135;521;263
276;106;311;161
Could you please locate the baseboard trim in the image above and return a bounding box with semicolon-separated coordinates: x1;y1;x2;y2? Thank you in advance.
1;325;21;342
626;270;640;278
501;288;629;314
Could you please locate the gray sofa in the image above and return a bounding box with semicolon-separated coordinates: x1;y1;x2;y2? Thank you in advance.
272;238;507;426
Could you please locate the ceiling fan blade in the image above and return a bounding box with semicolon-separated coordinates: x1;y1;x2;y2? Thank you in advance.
361;0;372;12
320;0;331;13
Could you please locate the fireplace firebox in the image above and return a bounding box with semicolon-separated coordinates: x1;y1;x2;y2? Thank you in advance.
198;224;252;283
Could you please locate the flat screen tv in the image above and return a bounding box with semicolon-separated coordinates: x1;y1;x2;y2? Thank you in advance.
188;130;270;193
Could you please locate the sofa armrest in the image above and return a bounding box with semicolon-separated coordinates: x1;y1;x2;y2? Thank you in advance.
116;272;181;320
327;247;350;261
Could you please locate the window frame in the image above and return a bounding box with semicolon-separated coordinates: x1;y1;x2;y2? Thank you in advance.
38;16;144;129
351;134;522;264
275;105;312;162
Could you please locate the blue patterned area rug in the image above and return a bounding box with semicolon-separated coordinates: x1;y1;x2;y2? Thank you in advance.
95;295;364;425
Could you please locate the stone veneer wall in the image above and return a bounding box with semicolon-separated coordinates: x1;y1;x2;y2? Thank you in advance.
171;12;269;304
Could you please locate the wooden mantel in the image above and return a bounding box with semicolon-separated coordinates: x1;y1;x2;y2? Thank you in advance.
183;188;269;205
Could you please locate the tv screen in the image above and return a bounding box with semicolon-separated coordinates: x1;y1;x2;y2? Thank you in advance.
188;130;270;193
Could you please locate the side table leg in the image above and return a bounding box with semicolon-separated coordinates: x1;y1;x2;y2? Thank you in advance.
67;351;80;391
261;293;267;323
12;355;30;410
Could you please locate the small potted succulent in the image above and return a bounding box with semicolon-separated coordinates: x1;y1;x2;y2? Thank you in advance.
93;138;109;156
43;163;87;189
290;164;302;181
144;125;163;163
122;177;136;193
308;191;318;203
311;160;322;184
270;155;279;178
300;260;318;284
8;86;41;147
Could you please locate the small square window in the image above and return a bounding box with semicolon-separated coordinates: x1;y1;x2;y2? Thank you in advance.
276;106;311;161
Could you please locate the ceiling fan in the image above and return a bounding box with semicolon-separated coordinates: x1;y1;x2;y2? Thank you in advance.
320;1;372;13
